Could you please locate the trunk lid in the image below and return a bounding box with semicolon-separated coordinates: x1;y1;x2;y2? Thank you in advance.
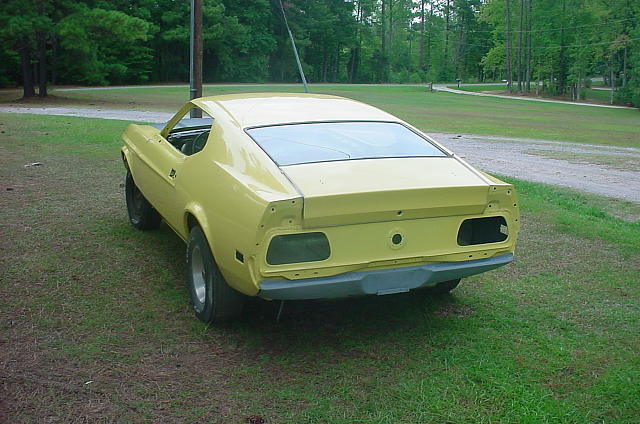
281;157;490;228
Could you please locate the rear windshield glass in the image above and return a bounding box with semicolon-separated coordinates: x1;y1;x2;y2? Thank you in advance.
246;122;447;166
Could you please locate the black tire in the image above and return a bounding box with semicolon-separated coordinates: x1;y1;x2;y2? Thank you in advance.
424;278;461;294
186;225;245;323
125;171;162;230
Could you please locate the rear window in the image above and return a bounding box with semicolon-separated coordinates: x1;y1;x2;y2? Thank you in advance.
246;122;447;166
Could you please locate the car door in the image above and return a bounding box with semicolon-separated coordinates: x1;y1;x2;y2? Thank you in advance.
133;105;211;232
137;130;184;230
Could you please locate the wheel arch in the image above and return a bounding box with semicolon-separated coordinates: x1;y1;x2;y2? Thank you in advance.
183;205;257;296
183;204;214;252
121;146;132;171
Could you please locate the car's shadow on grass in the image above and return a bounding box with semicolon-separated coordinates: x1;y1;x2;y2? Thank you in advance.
139;223;468;361
229;285;467;368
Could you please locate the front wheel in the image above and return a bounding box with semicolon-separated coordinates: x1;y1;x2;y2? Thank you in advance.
125;171;162;230
186;225;245;323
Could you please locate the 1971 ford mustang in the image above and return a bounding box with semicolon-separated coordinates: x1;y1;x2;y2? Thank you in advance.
121;93;520;322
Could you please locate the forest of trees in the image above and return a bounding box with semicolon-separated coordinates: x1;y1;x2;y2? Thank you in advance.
1;0;639;106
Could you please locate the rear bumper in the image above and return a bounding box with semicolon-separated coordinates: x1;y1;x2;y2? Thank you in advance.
258;253;513;300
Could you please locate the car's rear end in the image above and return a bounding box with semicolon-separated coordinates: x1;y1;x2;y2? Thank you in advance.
242;121;519;300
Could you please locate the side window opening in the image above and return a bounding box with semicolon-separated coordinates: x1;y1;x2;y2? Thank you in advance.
181;130;209;155
164;106;213;156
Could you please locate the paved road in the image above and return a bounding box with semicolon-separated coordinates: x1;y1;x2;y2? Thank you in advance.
433;84;634;109
2;105;639;203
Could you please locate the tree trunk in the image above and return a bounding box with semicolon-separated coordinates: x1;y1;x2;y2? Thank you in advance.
20;38;36;98
419;0;425;71
610;64;614;105
426;1;433;74
444;0;450;63
557;0;567;94
37;30;47;97
517;0;525;92
455;28;465;79
536;56;541;95
389;0;394;50
622;46;627;87
505;0;513;93
381;0;386;53
525;0;533;92
322;51;328;82
37;0;48;97
348;47;359;83
51;36;58;85
349;0;362;83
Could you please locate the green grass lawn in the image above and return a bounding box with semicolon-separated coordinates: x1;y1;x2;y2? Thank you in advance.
20;84;636;148
1;113;639;423
584;88;614;104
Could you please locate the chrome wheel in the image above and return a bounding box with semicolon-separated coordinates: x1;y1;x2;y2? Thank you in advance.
187;225;246;323
191;244;206;305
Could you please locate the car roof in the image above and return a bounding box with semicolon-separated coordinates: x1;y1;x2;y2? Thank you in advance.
192;93;399;128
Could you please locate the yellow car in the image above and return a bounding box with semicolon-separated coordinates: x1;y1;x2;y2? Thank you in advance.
121;93;520;323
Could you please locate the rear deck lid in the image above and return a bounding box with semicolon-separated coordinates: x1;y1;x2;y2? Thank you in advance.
282;157;490;227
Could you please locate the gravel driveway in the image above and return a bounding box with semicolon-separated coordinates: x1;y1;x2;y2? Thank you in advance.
430;133;640;203
2;105;639;203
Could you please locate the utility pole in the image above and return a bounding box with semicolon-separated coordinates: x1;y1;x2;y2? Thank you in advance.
525;0;533;93
190;0;203;118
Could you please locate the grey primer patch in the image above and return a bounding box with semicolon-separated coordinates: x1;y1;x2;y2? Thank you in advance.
259;253;513;300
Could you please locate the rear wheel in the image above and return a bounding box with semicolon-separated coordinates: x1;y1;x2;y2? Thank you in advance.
125;171;162;230
187;225;245;323
425;278;461;294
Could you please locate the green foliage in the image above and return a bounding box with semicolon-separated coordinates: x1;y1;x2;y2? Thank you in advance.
626;26;640;105
0;0;638;107
57;7;152;84
479;0;640;105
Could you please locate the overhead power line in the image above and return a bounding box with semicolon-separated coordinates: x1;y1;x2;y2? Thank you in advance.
276;0;309;93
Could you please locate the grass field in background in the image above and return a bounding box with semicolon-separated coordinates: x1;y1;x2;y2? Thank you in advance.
1;113;639;423
3;84;637;147
584;88;614;103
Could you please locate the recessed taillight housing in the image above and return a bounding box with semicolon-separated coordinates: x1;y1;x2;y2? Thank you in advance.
457;216;508;246
266;232;331;265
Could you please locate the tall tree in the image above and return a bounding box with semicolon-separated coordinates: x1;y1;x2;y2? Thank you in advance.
525;0;532;92
419;0;426;70
505;0;513;92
